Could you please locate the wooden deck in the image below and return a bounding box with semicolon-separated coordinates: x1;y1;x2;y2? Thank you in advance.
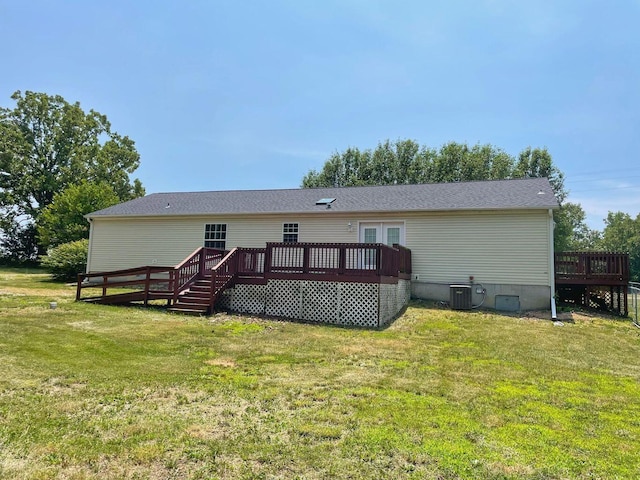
555;251;630;316
555;251;629;285
76;242;412;315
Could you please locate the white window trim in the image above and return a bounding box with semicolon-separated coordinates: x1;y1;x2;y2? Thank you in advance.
282;222;299;243
357;220;406;246
204;223;227;249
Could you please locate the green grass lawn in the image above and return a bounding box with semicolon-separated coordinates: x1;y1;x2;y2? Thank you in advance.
1;268;640;479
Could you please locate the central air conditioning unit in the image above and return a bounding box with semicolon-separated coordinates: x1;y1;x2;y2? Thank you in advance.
450;284;472;310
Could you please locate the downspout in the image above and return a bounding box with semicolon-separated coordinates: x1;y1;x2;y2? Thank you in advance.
549;209;557;319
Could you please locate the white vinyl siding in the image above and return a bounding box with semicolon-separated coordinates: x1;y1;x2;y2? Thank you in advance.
405;211;551;286
88;218;206;271
87;210;552;287
88;215;359;272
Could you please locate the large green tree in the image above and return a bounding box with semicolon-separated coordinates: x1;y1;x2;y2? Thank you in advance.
553;202;602;252
301;139;588;251
0;90;144;259
301;140;517;188
600;212;640;282
37;181;119;248
512;146;566;203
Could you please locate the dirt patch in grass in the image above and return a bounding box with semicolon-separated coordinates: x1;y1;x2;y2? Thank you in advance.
204;358;237;367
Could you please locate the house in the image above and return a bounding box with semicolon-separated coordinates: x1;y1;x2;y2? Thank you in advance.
83;177;559;323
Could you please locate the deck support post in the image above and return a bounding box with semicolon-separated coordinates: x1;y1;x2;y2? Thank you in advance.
144;267;150;306
76;274;83;301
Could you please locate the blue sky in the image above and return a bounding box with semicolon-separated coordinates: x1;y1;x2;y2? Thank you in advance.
1;0;638;229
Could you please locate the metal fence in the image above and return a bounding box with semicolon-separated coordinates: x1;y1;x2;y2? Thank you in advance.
630;282;640;327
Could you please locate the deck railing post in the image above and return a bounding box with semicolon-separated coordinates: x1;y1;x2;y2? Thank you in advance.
302;245;310;274
338;245;346;275
173;269;180;304
391;246;397;276
76;274;83;301
264;243;273;276
102;275;107;300
144;267;150;306
198;248;205;277
209;269;217;314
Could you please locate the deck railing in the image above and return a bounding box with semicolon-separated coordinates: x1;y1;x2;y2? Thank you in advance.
208;248;241;311
393;244;412;276
77;243;412;306
264;242;410;279
76;265;176;304
236;248;266;275
555;251;630;285
76;247;226;304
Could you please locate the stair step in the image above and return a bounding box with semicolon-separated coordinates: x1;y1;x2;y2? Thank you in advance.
190;285;211;292
177;304;209;310
188;291;210;298
170;303;209;311
182;296;209;304
176;296;208;304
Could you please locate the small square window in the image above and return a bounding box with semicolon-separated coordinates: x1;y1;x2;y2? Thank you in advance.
283;223;299;243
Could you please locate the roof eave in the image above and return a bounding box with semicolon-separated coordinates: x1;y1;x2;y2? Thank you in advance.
86;204;559;220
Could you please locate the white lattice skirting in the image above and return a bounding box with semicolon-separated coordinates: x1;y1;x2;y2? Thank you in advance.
218;279;410;328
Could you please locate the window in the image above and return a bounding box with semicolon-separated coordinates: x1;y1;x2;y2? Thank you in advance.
386;227;401;246
204;224;227;250
283;223;299;243
363;227;377;243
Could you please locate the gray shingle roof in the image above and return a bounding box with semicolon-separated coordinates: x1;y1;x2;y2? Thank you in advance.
87;178;559;218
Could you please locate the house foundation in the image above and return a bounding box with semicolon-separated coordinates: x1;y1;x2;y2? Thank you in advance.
411;281;551;311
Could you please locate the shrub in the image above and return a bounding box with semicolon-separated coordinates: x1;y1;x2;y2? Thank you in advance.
40;239;89;281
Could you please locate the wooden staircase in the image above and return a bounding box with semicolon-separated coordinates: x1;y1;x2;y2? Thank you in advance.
76;247;243;316
169;254;238;315
169;276;213;315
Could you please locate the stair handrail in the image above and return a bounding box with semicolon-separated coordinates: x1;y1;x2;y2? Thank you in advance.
172;247;203;304
209;248;239;312
172;247;226;304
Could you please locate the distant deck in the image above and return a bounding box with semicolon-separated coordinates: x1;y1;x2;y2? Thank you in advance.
555;251;629;285
555;251;630;316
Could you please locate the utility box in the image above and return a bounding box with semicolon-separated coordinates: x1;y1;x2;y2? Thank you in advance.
495;295;520;312
450;285;472;310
